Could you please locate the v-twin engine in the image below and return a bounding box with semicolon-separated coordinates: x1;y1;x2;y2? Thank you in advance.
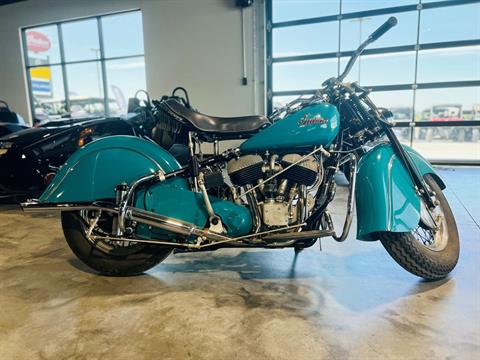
227;153;323;227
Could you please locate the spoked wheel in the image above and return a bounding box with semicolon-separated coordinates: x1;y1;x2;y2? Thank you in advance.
61;211;172;276
379;175;459;280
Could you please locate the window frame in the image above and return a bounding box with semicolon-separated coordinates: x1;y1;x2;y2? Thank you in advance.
21;9;144;121
266;1;480;122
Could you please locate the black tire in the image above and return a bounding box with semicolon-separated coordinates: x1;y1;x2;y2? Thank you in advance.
379;175;459;280
61;211;172;276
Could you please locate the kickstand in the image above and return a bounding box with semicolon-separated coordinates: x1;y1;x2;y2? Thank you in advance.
318;238;322;251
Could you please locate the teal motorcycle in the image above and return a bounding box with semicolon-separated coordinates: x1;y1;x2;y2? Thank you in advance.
22;17;459;280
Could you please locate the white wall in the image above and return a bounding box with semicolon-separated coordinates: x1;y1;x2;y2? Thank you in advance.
0;0;265;126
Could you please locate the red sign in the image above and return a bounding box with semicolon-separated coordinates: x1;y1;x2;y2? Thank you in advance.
26;31;51;53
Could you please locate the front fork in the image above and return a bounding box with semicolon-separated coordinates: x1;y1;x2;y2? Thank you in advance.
359;89;438;211
380;122;436;210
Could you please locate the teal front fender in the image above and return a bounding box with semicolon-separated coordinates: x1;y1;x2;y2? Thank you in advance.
355;143;445;241
39;135;181;203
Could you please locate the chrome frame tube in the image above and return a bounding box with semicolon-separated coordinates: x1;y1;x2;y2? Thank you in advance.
330;153;357;242
118;171;160;232
244;184;262;233
197;172;216;219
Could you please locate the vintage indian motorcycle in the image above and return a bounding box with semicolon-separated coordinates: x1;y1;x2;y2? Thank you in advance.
22;17;459;280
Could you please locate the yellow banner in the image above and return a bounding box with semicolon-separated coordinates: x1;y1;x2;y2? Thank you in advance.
30;66;51;81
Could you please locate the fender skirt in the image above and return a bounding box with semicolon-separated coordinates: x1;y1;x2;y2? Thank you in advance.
355;143;445;241
39;135;181;203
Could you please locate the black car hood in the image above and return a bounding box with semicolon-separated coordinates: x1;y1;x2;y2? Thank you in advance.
0;117;136;150
0;122;29;137
0;124;88;152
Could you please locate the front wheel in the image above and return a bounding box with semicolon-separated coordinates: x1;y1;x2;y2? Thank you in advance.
61;211;172;276
379;175;459;280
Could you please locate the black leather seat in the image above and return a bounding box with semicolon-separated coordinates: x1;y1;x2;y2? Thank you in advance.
162;99;270;140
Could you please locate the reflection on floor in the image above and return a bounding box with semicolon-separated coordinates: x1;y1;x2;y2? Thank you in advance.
0;167;478;359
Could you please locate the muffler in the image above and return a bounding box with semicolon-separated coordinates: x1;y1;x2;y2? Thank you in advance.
21;200;229;244
124;206;229;242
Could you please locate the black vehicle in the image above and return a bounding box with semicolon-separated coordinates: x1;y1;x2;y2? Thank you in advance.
0;107;156;199
0;100;28;137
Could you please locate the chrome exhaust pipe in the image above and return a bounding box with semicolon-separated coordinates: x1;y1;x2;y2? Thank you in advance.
124;207;229;243
21;200;117;213
21;200;229;243
21;201;328;248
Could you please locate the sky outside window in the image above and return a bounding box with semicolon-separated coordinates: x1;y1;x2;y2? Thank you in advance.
271;1;480;113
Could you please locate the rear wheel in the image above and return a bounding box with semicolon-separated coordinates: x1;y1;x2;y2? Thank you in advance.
61;211;172;276
379;175;459;280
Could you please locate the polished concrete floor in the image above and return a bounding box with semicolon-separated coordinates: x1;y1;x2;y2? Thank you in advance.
0;167;479;360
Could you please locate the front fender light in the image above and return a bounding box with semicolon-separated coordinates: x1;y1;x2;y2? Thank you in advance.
78;127;95;147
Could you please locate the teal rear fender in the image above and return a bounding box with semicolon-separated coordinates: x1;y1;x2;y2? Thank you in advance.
39;136;181;203
355;143;445;241
39;135;253;238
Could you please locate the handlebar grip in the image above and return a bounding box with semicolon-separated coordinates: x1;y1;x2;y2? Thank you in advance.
370;17;398;41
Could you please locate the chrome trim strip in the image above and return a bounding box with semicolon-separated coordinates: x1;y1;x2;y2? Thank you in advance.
386;154;395;231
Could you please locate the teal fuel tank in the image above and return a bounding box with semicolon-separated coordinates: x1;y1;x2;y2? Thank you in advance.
240;103;340;153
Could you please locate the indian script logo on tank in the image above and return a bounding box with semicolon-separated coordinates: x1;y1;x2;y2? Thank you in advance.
298;114;328;127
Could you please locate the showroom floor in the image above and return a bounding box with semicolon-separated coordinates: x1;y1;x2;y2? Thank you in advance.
0;167;478;360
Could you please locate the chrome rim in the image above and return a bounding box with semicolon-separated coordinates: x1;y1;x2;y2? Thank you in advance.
414;197;449;252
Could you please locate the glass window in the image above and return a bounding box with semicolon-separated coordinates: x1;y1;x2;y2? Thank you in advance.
341;11;418;51
30;65;66;122
420;3;480;43
25;25;61;65
368;90;414;122
340;51;416;86
66;62;104;117
272;0;340;23
105;57;146;115
273;58;338;91
415;87;480;122
102;12;144;58
269;1;480;163
341;0;417;14
412;126;480;161
273;21;339;57
23;11;145;123
417;46;480;83
62;18;100;62
272;95;303;110
393;127;412;146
